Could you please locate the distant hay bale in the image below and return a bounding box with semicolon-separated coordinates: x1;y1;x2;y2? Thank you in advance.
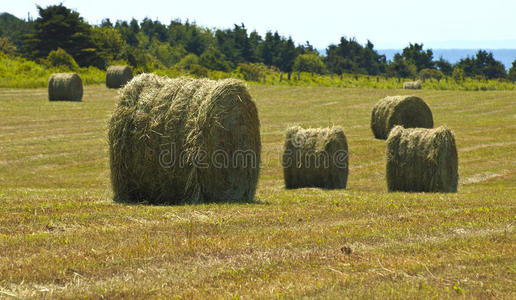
371;95;433;140
106;65;133;89
403;80;422;89
386;126;458;193
48;73;83;101
108;73;261;204
282;126;348;189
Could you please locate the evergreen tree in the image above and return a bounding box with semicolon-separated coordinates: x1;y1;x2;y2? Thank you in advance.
278;37;297;73
100;18;113;28
297;41;318;55
325;37;386;75
199;46;232;71
115;20;138;47
257;32;274;66
387;53;417;78
214;24;252;65
401;43;434;71
0;36;17;55
24;4;102;67
435;57;453;76
456;50;506;79
508;60;516;82
91;26;126;65
183;23;208;56
0;13;32;53
140;18;168;42
248;30;262;62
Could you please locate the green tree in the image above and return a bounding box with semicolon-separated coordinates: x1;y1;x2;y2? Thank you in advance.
149;41;186;67
387;53;417;78
292;53;327;73
129;48;162;72
90;26;126;66
456;50;507;79
325;37;361;75
46;47;79;70
325;37;385;75
199;47;232;71
177;53;200;70
248;30;262;62
297;41;318;55
508;60;516;81
278;37;297;74
361;40;387;75
452;66;465;82
401;43;434;71
215;24;252;65
0;13;32;53
435;57;453;76
0;36;17;55
419;68;444;81
237;63;266;81
257;32;274;66
24;4;102;67
140;18;168;42
256;32;296;73
115;20;138;47
100;18;113;28
183;23;209;56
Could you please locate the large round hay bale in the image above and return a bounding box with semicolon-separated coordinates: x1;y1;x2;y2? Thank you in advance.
108;73;261;204
371;95;433;140
403;80;422;89
386;126;458;193
48;73;83;101
282;126;348;189
106;65;133;89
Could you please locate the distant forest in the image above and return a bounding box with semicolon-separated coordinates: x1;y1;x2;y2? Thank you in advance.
2;4;516;81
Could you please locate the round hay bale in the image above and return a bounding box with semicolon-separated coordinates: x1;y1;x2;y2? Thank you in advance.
386;126;458;193
108;73;261;204
371;95;433;140
403;80;422;89
106;65;133;89
48;73;83;101
282;126;348;189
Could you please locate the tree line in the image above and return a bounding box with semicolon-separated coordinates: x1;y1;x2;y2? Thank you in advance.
1;4;516;81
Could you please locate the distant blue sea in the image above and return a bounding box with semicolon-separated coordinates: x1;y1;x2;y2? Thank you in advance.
378;49;516;70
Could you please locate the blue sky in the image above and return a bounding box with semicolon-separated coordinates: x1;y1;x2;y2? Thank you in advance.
4;0;516;49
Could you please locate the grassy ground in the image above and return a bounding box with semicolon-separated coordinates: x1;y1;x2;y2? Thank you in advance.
0;85;515;299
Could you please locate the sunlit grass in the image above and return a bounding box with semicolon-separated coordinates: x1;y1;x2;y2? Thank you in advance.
0;85;515;298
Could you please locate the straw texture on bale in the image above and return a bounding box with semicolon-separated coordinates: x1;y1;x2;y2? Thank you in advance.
386;126;458;193
48;73;83;101
283;126;348;189
108;73;261;204
403;80;422;89
106;65;133;89
371;95;433;140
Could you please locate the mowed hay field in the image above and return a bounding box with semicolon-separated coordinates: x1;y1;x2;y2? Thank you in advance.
0;85;515;298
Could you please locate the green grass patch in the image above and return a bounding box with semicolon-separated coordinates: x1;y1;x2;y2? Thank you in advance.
0;84;514;298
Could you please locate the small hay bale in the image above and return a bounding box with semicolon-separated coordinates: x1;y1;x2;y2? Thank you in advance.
386;126;458;193
371;95;433;140
282;126;348;189
403;80;422;89
48;73;83;101
106;65;133;89
108;73;261;204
